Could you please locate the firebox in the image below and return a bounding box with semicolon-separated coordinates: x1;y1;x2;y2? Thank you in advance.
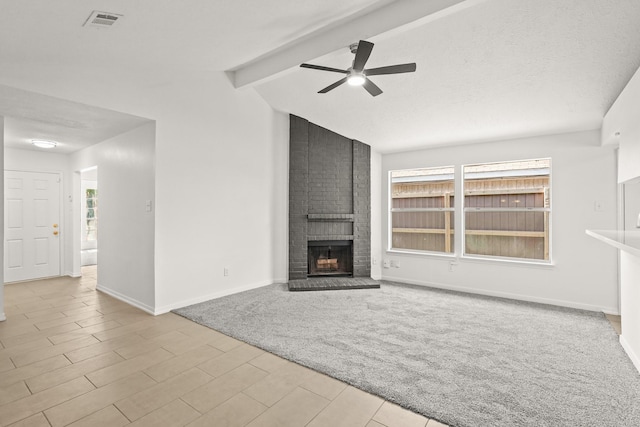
307;240;353;277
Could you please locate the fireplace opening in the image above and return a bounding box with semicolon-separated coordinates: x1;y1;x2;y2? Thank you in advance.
308;240;353;277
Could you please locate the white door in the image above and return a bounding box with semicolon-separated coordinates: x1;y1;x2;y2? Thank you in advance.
4;170;61;282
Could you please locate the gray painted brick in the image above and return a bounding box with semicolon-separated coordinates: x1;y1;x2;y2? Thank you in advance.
289;115;371;279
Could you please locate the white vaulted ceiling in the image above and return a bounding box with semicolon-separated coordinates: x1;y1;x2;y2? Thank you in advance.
1;0;639;153
252;0;640;152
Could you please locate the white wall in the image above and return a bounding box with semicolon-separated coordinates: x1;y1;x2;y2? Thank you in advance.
70;122;156;313
0;117;4;321
620;251;640;371
270;112;290;284
381;130;619;313
371;150;382;280
151;74;289;313
602;65;640;182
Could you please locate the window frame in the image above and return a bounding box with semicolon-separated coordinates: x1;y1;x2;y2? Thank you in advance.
81;182;98;249
388;166;456;256
387;159;553;266
461;158;552;264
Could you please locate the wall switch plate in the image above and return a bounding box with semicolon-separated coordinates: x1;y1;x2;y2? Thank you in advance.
223;268;229;276
594;201;604;212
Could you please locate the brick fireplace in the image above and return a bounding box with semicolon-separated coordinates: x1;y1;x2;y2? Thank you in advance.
288;115;371;282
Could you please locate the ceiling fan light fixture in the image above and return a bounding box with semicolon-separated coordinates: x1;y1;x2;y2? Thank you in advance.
347;73;366;86
300;40;416;96
31;139;57;149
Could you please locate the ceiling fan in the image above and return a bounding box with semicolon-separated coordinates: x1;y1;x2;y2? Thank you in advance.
300;40;416;97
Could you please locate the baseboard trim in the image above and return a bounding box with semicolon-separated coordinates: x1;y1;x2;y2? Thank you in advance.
620;335;640;374
96;284;155;315
380;275;618;314
154;279;280;315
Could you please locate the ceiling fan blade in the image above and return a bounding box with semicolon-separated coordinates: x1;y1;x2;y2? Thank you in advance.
318;77;348;93
363;78;383;97
301;63;349;74
365;63;417;76
352;40;374;72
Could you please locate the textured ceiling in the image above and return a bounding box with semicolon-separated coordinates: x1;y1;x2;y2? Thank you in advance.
255;0;640;152
1;0;639;153
0;85;150;153
0;0;394;152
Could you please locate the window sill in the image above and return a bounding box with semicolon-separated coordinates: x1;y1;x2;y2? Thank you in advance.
386;249;555;268
387;249;457;259
461;254;554;268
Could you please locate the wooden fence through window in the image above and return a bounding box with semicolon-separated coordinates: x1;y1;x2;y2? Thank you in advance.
391;176;550;260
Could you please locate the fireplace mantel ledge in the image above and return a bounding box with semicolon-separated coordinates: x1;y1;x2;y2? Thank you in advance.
307;214;354;221
308;235;354;241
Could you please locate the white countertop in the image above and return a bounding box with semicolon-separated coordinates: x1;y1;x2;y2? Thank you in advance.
586;229;640;258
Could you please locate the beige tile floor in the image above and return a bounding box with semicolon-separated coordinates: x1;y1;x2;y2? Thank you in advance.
0;267;447;427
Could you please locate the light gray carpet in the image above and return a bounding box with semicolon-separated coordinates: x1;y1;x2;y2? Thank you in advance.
173;282;640;427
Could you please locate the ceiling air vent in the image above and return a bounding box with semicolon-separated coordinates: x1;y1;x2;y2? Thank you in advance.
83;10;123;28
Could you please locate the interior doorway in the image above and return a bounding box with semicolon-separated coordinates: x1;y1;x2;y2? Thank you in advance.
80;167;98;268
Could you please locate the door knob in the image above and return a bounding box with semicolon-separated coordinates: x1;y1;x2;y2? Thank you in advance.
53;231;59;236
53;224;58;228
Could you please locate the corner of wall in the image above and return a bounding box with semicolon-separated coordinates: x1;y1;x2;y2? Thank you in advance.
0;116;4;321
370;149;383;280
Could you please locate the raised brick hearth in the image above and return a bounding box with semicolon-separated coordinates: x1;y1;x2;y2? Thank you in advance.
288;115;371;284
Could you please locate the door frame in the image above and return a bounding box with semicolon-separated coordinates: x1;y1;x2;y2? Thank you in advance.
4;168;64;282
71;167;99;278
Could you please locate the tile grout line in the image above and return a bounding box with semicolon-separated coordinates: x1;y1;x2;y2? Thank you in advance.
302;385;350;427
42;409;54;427
239;391;269;425
178;396;205;417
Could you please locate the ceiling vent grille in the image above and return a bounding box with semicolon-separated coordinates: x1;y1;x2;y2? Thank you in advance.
83;10;123;28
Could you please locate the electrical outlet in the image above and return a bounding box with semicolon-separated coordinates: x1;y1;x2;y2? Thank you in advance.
223;268;229;276
594;201;604;212
449;261;458;272
383;259;390;269
372;257;377;265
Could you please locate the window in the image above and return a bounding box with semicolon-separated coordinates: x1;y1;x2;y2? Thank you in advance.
463;159;551;262
84;187;98;242
390;166;455;254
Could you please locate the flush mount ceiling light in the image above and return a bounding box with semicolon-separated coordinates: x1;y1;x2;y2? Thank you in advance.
31;139;57;149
